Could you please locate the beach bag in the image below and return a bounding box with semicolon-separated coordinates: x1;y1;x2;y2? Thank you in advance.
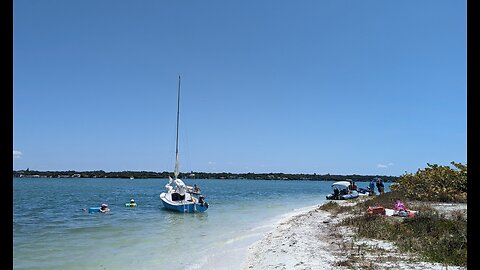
367;206;385;215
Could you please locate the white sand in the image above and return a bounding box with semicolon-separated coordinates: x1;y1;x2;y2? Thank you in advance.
243;200;466;270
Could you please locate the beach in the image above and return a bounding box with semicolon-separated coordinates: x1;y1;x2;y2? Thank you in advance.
243;199;467;270
243;203;340;270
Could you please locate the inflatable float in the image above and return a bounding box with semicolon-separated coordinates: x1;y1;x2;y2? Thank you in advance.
88;207;101;213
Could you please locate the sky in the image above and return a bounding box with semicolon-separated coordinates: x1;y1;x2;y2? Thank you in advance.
13;0;467;176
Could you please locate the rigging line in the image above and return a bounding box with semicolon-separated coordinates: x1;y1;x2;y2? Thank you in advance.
174;75;181;179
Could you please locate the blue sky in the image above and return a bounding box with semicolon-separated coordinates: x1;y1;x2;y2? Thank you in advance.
13;0;466;176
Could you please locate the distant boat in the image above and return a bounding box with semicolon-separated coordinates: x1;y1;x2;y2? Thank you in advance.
130;176;134;180
159;76;209;213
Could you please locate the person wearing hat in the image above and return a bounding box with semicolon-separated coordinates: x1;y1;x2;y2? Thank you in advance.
126;199;137;207
99;203;110;213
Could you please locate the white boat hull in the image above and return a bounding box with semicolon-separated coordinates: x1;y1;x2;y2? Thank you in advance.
160;192;208;213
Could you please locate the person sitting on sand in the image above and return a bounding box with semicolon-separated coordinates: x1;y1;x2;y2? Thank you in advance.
100;203;110;213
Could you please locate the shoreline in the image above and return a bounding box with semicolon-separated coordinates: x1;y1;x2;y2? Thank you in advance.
242;200;348;270
243;199;466;270
186;203;326;270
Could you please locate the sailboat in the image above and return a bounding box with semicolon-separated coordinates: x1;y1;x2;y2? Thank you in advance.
159;76;209;213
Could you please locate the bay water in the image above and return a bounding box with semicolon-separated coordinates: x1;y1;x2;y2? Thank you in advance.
13;178;390;270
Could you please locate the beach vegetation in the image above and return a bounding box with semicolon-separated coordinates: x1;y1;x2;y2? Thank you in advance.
320;161;468;267
340;205;467;267
333;163;468;268
389;161;467;203
319;201;353;214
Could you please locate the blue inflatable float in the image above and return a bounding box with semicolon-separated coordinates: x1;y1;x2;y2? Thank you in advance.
88;207;101;213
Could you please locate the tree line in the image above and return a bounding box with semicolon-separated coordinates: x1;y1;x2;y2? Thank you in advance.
13;169;398;182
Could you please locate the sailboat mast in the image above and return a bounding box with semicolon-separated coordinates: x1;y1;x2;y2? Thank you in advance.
174;75;181;179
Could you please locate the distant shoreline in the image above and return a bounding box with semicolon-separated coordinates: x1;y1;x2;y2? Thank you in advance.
12;170;398;182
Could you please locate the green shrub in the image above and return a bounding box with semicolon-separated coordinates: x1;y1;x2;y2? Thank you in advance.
319;201;353;214
389;162;467;203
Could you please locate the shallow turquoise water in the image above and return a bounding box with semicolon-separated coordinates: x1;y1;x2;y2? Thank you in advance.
13;178;390;270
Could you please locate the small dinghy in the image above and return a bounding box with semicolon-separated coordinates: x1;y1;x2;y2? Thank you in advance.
326;181;359;200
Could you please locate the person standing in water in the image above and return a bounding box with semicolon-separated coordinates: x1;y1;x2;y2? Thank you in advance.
376;178;385;194
369;179;376;195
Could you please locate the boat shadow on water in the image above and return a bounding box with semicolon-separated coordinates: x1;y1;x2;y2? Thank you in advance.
161;209;209;224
